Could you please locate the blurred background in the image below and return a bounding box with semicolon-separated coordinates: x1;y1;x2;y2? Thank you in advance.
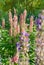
0;0;44;19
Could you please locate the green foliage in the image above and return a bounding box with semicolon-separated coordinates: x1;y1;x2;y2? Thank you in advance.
29;32;36;65
0;0;44;24
0;0;44;15
0;28;19;64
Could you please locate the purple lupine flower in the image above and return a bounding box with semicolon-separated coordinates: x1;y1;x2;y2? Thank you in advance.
21;31;29;36
20;36;24;40
38;39;42;44
38;13;44;20
25;32;29;36
41;15;44;20
18;47;21;51
21;31;26;35
36;18;42;30
16;42;20;47
36;18;41;26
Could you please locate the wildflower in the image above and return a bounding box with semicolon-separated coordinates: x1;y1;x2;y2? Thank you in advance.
20;13;24;21
16;42;20;47
23;9;27;20
27;44;30;47
25;32;29;36
13;15;18;28
21;31;26;36
12;54;19;63
36;18;41;25
13;15;18;22
20;36;24;40
13;15;18;36
29;16;34;32
41;15;44;20
23;9;27;17
9;10;13;24
9;10;13;36
9;28;13;36
18;47;21;51
16;24;20;34
20;13;24;26
36;18;42;30
2;19;5;28
14;8;16;14
24;38;29;42
38;10;44;20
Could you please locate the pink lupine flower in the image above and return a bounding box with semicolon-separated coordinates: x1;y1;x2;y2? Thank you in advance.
9;10;13;36
38;10;44;20
42;43;44;46
26;44;30;47
9;10;13;25
24;37;29;42
20;13;23;20
16;24;20;34
12;54;19;63
13;15;18;22
23;9;27;20
14;8;16;14
20;13;26;33
29;16;34;32
2;19;5;28
13;15;18;28
20;13;24;25
13;15;18;35
21;28;26;34
9;28;13;36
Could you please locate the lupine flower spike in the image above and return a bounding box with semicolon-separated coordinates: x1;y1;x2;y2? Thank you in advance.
14;8;16;14
12;53;19;63
23;9;27;22
2;18;5;28
13;15;18;36
29;16;34;33
9;10;13;36
23;9;27;30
